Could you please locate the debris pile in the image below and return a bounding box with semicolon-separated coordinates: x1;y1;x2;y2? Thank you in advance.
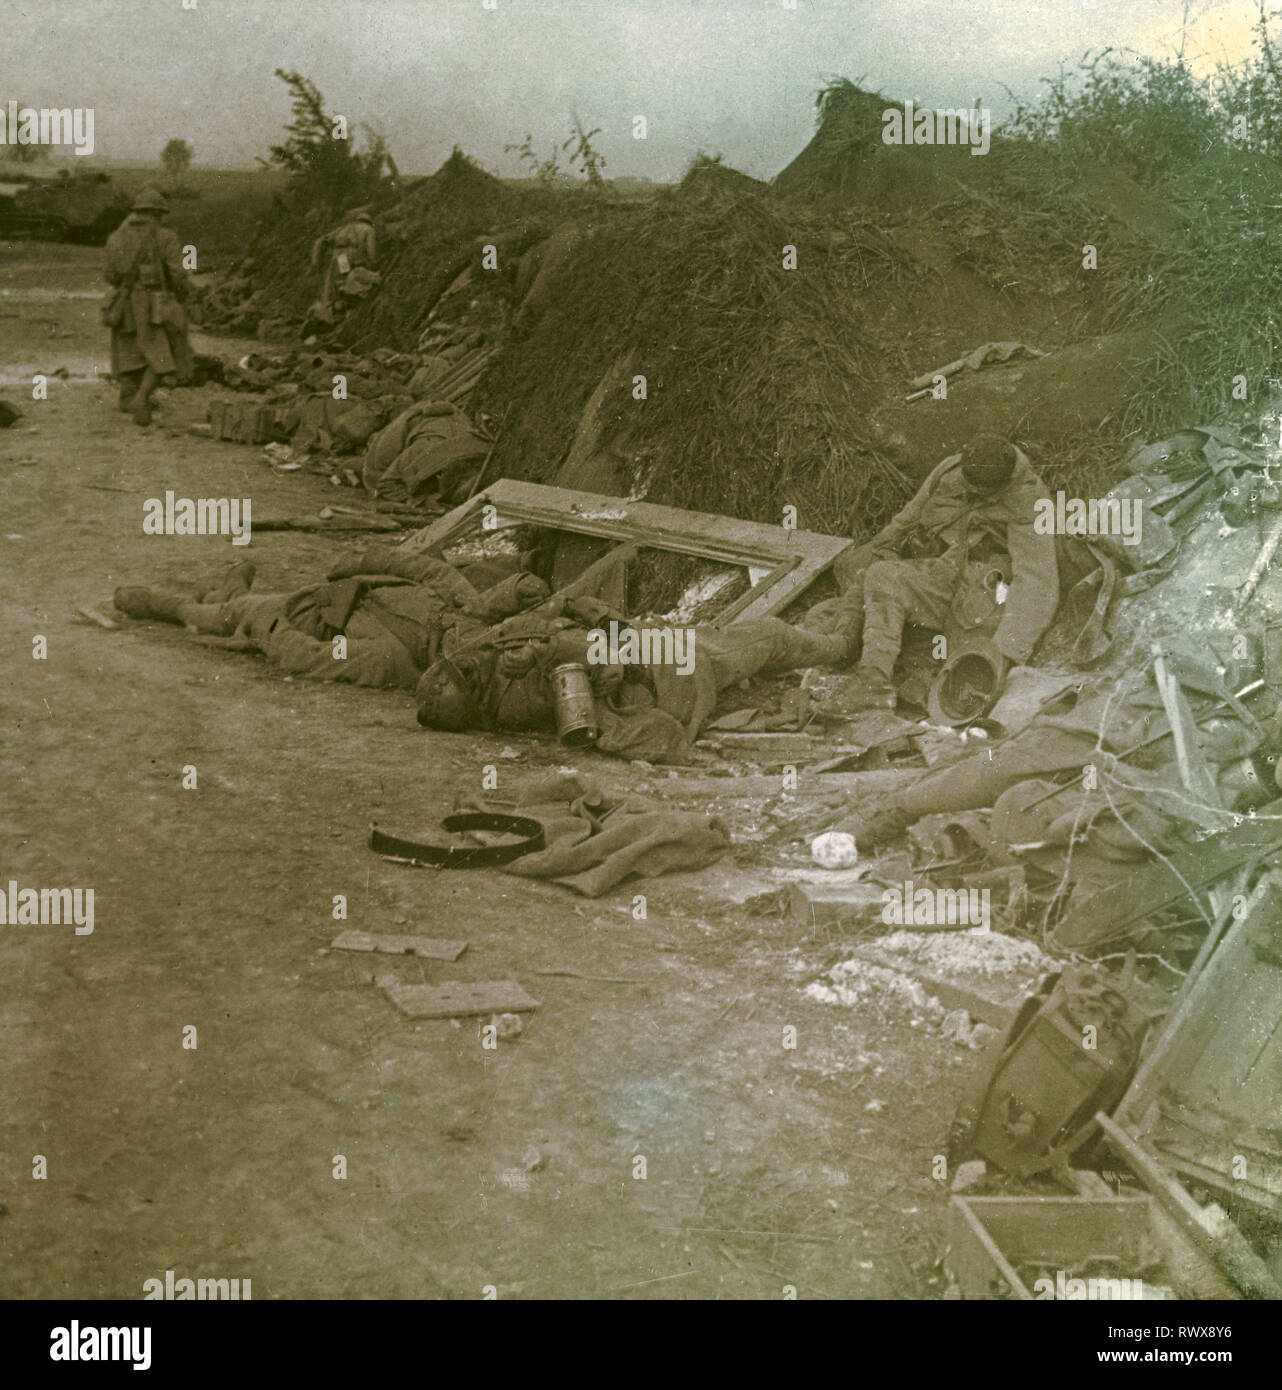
873;926;1049;981
807;956;950;1022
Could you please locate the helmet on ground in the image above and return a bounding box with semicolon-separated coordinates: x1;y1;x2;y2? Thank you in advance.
927;638;1007;726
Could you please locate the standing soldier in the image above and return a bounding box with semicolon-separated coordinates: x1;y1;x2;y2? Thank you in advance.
102;188;193;427
307;207;377;327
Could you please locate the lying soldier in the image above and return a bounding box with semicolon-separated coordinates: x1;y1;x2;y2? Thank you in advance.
112;547;550;690
805;432;1059;710
114;552;851;762
415;611;853;763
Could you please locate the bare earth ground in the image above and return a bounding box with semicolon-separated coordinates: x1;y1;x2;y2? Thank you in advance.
1;242;968;1300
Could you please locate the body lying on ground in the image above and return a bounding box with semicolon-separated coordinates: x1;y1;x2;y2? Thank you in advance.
804;432;1059;710
113;546;549;691
415;613;851;762
833;673;1279;950
113;552;851;762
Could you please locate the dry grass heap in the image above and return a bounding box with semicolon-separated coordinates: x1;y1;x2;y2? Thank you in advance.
210;46;1282;545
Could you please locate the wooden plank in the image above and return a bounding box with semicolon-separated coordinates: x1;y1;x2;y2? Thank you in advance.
477;479;847;562
788;879;885;926
950;1196;1035;1299
960;1195;1158;1269
380;978;540;1019
953;1194;1203;1299
1117;893;1242;1129
492;498;791;565
1121;877;1282;1212
399;492;487;555
480;497;787;561
731;554;831;623
331;930;467;961
649;769;920;800
714;554;799;623
1153;649;1220;808
399;479;853;625
705;732;822;758
1237;507;1282;610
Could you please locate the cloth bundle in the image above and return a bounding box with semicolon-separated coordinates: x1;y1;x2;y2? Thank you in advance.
469;773;731;897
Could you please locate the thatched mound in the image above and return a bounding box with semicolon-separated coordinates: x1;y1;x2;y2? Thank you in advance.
775;79;1005;214
236;149;543;341
476;179;922;535
205;55;1282;552
678;154;768;203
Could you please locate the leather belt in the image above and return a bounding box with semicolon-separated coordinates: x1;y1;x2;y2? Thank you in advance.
369;813;545;868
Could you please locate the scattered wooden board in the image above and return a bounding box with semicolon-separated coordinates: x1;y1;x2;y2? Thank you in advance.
400;478;852;625
254;515;404;534
788;879;884;926
649;769;919;800
74;605;118;629
1096;1114;1282;1301
380;978;540;1019
948;1194;1164;1301
331;930;467;961
706;732;823;759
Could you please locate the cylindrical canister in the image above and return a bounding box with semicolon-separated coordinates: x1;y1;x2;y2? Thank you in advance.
551;662;598;747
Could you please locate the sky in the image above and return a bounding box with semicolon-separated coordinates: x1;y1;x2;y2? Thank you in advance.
0;0;1269;178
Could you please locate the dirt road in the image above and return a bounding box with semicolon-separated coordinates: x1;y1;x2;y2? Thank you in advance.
1;242;961;1299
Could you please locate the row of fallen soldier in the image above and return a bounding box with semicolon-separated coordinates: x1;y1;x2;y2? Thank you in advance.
111;431;1058;763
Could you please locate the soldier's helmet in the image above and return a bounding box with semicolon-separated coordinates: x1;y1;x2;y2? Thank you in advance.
132;187;169;214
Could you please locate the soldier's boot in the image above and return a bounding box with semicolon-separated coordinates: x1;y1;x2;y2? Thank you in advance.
112;586;187;623
803;631;857;667
131;368;157;427
117;370;142;413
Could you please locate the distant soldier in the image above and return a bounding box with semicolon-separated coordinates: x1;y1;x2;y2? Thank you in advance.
308;208;378;326
102;188;193;426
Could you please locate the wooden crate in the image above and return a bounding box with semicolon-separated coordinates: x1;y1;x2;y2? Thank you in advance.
208;397;276;445
948;1195;1164;1300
